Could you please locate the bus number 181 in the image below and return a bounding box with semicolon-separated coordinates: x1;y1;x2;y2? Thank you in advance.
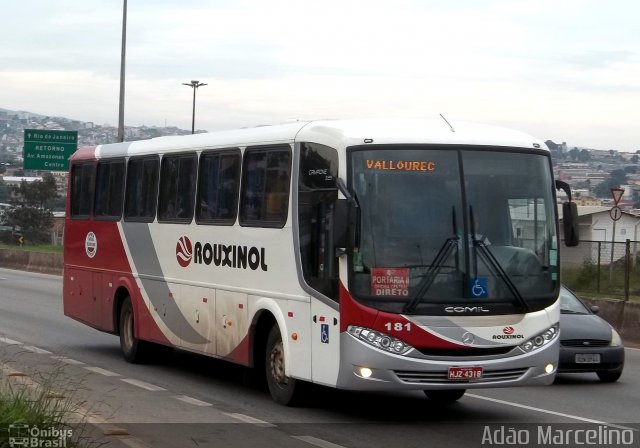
384;322;411;332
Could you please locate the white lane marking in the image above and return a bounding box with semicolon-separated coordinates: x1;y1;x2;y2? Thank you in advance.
292;436;348;448
0;337;22;345
174;395;213;407
23;345;53;355
467;394;636;431
51;356;85;365
224;412;276;427
120;378;166;391
84;366;121;377
625;347;640;351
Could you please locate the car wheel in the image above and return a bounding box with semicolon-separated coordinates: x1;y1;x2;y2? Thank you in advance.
597;370;622;383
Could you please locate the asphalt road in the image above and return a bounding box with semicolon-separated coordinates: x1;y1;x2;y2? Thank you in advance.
1;267;639;448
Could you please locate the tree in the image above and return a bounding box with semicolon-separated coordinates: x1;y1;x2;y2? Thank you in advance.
9;173;58;208
0;180;8;203
632;154;639;164
6;207;53;244
5;173;59;245
593;169;628;198
569;148;580;161
578;149;591;162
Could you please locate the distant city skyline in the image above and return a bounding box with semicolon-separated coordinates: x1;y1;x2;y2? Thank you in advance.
1;1;638;151
0;106;629;155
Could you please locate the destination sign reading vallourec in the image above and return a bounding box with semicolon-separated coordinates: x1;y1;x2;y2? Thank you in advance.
23;129;77;171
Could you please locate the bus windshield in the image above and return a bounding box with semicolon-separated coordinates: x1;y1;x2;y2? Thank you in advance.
349;146;559;314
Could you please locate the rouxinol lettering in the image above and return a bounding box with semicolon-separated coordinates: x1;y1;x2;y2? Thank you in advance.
193;243;268;271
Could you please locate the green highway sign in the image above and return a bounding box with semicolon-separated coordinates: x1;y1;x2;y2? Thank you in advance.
23;129;77;171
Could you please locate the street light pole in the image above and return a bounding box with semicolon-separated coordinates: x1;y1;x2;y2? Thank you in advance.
117;0;127;142
182;80;207;134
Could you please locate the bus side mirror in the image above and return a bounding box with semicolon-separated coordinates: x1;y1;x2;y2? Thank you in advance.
333;199;350;250
556;180;580;247
563;201;579;247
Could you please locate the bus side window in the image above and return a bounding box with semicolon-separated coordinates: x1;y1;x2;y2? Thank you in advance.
157;153;197;224
298;142;339;300
94;159;125;220
196;149;241;225
239;145;292;228
70;163;96;219
124;157;159;222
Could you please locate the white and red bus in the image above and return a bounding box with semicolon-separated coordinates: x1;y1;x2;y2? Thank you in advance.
63;118;579;405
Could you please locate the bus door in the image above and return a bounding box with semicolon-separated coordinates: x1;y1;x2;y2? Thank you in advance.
297;142;341;385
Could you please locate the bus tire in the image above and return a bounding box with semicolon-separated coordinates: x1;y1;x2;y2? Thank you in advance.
424;389;466;404
266;325;302;406
119;296;150;363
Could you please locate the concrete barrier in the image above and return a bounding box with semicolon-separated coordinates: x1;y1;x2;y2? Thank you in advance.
581;297;640;346
0;248;63;275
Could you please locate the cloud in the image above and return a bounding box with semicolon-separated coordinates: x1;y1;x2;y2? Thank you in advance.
559;50;637;69
1;0;639;151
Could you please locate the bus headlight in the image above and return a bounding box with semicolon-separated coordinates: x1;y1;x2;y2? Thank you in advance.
347;325;413;355
519;324;559;353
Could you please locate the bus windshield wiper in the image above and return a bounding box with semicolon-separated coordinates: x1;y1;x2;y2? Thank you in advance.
468;206;528;312
471;240;529;313
403;207;459;314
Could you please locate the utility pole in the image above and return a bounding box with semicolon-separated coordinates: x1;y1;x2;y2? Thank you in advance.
182;80;207;134
117;0;127;142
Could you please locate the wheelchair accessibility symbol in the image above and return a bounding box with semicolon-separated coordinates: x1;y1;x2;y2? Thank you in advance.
321;324;329;344
469;278;488;298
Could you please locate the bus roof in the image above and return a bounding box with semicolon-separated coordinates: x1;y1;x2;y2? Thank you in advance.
78;118;546;161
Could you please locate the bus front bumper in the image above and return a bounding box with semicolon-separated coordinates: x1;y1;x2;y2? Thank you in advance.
335;333;559;391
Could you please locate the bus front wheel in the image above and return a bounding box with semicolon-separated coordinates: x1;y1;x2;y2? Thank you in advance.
119;297;150;363
424;389;466;404
266;325;302;406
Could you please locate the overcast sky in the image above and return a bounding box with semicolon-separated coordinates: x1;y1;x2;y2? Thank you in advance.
1;0;639;150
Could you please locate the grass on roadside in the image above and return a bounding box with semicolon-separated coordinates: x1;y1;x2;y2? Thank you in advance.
0;243;62;254
562;259;640;302
0;365;95;448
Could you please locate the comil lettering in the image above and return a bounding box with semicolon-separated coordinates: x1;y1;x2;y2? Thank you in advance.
365;160;435;172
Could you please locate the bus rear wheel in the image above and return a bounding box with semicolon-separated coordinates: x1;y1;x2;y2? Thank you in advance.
266;325;302;406
119;296;151;363
424;389;466;404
